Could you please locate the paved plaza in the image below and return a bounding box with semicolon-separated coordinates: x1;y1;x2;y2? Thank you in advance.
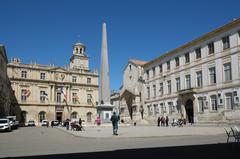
57;123;226;138
0;124;234;158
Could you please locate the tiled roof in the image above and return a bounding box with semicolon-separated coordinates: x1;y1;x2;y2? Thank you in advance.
129;59;147;66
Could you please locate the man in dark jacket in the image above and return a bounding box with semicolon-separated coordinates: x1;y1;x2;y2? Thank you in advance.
110;112;119;135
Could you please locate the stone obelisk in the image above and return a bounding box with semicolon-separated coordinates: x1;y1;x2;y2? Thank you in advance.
97;22;114;122
100;22;110;104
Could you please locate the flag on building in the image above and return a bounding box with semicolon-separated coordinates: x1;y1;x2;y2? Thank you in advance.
76;95;80;104
61;87;67;104
43;92;49;100
24;89;31;97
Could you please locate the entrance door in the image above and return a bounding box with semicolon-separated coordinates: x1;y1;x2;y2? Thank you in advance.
56;112;62;122
185;99;194;123
125;95;133;120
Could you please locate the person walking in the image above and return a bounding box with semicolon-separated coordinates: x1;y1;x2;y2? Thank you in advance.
66;119;70;130
157;116;161;127
161;116;165;126
96;116;101;126
189;116;193;125
79;118;82;130
110;112;119;135
166;116;169;127
51;121;54;128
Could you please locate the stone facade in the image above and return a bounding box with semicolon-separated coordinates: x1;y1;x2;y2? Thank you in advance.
0;45;19;118
7;42;99;125
110;90;120;114
120;59;146;121
143;19;240;124
120;19;240;124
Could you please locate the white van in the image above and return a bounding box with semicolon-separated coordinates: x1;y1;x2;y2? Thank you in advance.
6;116;19;129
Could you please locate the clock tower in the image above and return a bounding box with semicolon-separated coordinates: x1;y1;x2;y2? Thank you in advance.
70;42;89;70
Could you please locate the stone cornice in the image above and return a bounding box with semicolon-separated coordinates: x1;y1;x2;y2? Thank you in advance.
9;78;99;88
144;18;240;68
145;46;240;83
7;64;98;77
18;102;97;108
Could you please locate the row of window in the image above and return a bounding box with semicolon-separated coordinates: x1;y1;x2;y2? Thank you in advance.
21;89;92;104
22;111;91;123
21;71;92;83
147;92;239;116
146;63;232;98
146;35;235;79
198;93;239;112
147;102;178;116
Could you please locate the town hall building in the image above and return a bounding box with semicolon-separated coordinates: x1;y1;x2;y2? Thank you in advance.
7;42;99;125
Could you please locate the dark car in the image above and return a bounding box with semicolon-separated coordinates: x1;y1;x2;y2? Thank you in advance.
50;120;59;127
53;120;59;126
27;120;36;127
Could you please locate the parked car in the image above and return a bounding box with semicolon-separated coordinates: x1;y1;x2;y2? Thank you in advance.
0;118;11;132
41;120;48;126
6;116;19;129
53;120;59;126
27;120;36;127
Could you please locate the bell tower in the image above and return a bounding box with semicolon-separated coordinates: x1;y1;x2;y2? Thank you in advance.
70;42;89;70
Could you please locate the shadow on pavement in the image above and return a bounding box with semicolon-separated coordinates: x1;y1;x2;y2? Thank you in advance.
6;143;240;159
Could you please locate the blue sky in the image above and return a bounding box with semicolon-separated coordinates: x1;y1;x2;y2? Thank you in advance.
0;0;239;91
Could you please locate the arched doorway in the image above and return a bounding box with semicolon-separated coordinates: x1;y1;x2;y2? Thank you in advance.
39;111;46;122
125;94;133;120
21;111;27;125
86;112;92;123
185;99;194;123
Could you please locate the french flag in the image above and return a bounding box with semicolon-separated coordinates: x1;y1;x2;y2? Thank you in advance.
24;90;31;97
61;87;67;100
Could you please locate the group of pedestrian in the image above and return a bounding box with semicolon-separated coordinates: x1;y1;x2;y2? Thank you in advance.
157;116;169;127
61;113;120;135
65;118;83;131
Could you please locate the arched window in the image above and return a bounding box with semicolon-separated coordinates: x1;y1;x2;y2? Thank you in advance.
87;112;92;123
71;112;78;119
76;48;79;53
39;111;46;122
